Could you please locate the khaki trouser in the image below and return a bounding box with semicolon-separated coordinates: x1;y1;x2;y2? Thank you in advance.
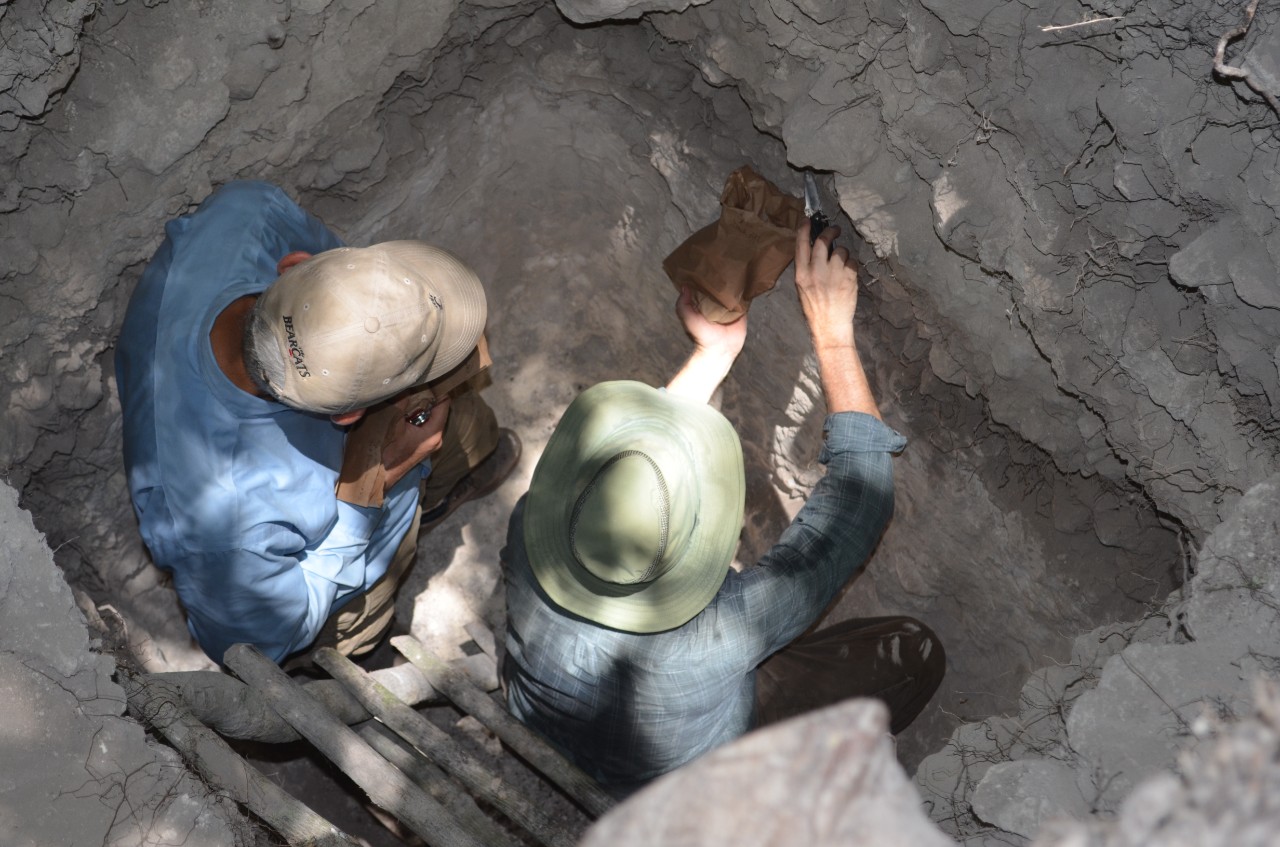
287;392;499;666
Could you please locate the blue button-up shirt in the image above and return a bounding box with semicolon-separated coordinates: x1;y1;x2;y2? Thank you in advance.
116;181;422;663
503;411;906;791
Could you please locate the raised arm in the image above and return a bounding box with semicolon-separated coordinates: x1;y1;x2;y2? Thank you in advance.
665;286;748;403
713;223;904;665
793;225;881;418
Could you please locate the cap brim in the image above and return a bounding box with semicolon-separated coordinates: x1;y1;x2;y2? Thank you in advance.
524;381;745;633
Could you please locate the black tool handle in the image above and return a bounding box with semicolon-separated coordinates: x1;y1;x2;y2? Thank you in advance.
808;211;831;247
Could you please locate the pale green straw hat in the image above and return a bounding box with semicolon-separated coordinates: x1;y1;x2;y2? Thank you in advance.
524;381;745;633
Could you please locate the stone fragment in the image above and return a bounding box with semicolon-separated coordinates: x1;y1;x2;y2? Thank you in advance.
1037;683;1280;847
582;700;952;847
1239;18;1280;102
972;760;1088;839
1065;643;1254;812
1180;474;1280;644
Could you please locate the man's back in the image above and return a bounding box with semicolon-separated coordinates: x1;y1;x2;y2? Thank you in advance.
505;499;756;790
117;179;346;550
503;408;904;790
502;220;943;795
116;181;417;661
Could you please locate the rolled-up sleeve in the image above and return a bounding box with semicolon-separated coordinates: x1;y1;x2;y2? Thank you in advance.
714;412;907;668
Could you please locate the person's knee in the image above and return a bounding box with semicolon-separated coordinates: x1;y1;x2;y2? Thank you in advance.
448;392;500;468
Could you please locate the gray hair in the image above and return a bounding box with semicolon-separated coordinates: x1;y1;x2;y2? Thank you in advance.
243;296;286;402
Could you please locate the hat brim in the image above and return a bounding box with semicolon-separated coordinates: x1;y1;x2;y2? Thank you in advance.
379;241;488;384
524;381;745;633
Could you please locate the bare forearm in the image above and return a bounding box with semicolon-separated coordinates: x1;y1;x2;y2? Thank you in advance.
794;223;882;419
812;336;880;419
666;346;738;404
666;286;748;403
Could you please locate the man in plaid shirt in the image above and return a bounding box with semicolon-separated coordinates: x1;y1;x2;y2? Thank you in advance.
502;223;945;795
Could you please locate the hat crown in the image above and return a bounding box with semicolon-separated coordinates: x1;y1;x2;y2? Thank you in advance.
259;242;487;414
289;248;443;344
522;380;745;633
570;451;670;586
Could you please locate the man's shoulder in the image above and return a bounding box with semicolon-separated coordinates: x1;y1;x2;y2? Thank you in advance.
190;180;305;229
207;179;294;205
157;180;339;296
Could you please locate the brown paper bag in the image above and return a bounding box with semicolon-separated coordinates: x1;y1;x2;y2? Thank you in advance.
662;165;807;323
336;335;492;508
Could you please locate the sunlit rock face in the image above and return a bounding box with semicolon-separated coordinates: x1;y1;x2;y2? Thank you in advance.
0;482;253;846
2;0;1277;841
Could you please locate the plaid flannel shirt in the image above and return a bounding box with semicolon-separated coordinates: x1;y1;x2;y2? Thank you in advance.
503;411;906;792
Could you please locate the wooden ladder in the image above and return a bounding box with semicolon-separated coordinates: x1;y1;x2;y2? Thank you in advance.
122;635;614;847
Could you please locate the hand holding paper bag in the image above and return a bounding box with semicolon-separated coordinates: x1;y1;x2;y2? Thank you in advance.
662;165;808;323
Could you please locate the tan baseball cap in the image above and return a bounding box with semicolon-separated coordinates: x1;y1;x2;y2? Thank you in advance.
257;241;487;413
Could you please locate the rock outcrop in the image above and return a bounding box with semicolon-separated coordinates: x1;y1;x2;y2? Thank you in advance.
917;472;1280;843
0;481;255;846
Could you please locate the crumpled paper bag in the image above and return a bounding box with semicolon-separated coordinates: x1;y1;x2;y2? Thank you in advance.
662;165;807;323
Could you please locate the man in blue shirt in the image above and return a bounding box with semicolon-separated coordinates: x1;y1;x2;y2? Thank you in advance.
503;223;944;794
116;180;518;665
